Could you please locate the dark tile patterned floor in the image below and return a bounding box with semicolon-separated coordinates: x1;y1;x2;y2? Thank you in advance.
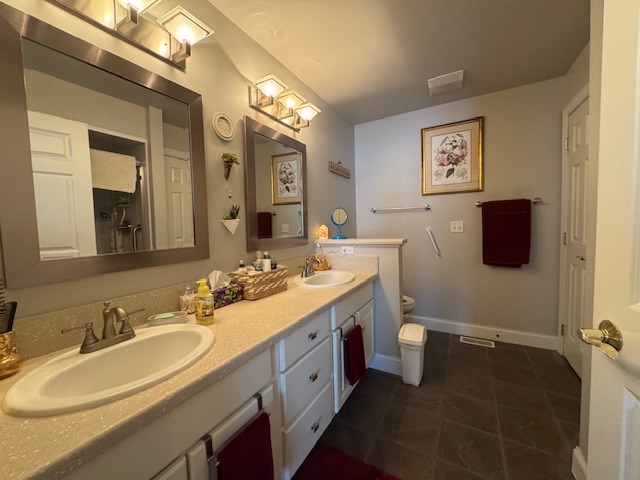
319;332;580;480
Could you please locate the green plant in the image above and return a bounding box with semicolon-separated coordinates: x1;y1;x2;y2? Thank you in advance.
223;204;241;220
222;152;239;165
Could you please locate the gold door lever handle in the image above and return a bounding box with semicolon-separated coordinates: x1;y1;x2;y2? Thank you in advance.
579;320;622;359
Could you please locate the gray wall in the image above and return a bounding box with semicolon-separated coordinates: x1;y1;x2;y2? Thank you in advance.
4;0;356;316
354;75;580;339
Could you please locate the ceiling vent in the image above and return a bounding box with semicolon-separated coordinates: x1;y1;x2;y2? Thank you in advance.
428;70;464;96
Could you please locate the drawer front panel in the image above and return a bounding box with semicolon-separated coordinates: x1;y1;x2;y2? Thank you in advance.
279;310;330;371
283;382;333;480
330;283;373;329
280;337;331;425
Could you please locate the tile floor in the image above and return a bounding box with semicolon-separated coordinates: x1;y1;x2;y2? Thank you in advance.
319;331;581;480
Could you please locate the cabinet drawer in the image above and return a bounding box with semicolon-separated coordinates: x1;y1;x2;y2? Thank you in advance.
279;310;330;371
280;337;331;425
330;283;373;329
283;382;332;480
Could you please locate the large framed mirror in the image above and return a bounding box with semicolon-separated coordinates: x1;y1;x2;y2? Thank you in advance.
0;4;208;288
244;116;308;252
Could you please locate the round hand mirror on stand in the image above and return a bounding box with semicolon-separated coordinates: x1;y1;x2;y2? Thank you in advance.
330;207;348;239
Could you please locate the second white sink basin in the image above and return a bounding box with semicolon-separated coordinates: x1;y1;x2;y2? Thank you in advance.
293;270;356;288
3;324;214;417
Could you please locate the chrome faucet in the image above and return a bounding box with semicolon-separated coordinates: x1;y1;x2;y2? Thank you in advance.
62;301;144;354
300;256;320;278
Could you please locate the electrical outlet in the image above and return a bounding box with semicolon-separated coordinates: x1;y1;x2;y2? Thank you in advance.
281;223;289;233
450;221;464;233
341;246;355;255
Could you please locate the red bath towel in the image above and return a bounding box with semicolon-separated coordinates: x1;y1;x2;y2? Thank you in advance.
217;411;274;480
482;199;531;267
344;324;366;385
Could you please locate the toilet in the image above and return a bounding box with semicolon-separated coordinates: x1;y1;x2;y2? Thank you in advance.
403;295;415;314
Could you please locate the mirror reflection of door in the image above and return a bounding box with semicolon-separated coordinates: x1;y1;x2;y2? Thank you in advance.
21;37;195;260
254;133;303;239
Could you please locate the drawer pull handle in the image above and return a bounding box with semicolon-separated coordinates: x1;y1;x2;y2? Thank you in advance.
309;371;318;382
311;421;320;433
308;331;318;341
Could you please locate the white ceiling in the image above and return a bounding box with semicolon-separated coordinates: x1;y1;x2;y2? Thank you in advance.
207;0;589;125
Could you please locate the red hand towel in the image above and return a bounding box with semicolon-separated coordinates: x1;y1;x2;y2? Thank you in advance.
344;324;366;385
482;199;531;267
217;411;274;480
257;212;272;239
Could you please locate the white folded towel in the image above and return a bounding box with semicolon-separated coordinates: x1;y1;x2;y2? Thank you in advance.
90;149;137;193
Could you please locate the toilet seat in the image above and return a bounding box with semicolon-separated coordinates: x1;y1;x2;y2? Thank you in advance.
403;295;415;314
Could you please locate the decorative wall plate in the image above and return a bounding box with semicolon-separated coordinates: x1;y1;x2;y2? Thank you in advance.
212;112;235;141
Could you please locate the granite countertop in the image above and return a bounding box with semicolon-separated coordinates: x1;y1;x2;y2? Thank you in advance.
0;270;377;480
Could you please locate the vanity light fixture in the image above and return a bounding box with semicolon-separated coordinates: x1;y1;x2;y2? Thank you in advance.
249;75;320;131
50;0;213;69
115;0;161;13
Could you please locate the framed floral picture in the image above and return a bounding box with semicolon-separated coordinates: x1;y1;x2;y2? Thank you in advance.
421;116;484;195
271;152;302;205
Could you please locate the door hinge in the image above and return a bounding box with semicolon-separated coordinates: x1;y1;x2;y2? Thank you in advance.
564;137;569;151
562;232;567;245
561;324;566;336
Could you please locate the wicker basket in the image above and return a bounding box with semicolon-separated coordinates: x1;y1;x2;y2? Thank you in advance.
227;265;288;300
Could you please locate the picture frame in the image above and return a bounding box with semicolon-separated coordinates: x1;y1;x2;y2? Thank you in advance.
421;116;484;195
271;152;302;205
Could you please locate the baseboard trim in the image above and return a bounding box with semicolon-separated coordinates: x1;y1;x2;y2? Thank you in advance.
571;446;587;480
369;353;402;376
404;314;559;350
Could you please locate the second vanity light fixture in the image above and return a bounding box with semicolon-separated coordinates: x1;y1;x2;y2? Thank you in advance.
51;0;213;68
249;74;321;131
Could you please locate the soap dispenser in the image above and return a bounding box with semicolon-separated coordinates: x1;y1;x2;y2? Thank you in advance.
194;278;214;325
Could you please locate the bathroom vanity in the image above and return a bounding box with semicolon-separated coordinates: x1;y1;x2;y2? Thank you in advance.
0;271;377;480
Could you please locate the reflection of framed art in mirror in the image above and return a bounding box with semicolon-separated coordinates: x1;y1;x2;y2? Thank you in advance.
271;152;302;205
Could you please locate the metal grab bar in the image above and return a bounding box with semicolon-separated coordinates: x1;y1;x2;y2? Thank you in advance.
371;205;432;213
475;197;542;207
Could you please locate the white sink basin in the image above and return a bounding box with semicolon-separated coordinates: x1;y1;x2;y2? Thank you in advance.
293;270;356;288
3;324;214;417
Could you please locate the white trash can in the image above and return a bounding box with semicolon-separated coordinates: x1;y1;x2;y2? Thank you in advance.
398;323;427;386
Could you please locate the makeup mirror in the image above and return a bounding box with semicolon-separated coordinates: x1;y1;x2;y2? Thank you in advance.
330;208;348;239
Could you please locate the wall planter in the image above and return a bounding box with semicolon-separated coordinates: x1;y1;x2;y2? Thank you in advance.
221;219;240;235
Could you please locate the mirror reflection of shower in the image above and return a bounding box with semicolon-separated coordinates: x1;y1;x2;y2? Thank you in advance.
90;130;150;255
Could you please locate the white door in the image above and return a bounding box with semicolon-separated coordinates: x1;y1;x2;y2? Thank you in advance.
164;154;194;248
585;1;640;478
560;87;589;377
28;111;97;260
355;299;375;367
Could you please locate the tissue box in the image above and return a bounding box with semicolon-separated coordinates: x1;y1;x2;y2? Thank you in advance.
228;265;288;300
213;283;244;309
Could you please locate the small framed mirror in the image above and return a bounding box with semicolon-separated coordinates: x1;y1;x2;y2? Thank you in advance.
244;116;308;251
330;207;348;239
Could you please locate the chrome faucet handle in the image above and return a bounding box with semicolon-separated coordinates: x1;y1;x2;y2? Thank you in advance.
62;322;99;349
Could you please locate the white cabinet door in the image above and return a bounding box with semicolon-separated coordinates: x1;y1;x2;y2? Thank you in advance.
152;457;187;480
28;111;96;260
355;299;375;367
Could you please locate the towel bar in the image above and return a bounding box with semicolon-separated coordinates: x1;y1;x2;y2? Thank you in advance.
371;205;432;213
475;197;542;207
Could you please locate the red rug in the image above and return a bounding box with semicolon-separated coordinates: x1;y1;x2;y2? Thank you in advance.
293;442;399;480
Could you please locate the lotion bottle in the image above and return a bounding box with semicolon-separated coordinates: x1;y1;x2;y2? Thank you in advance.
195;278;214;325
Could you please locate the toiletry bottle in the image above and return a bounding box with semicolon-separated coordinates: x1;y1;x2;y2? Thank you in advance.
194;278;214;325
254;251;263;271
262;251;271;272
179;284;196;314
